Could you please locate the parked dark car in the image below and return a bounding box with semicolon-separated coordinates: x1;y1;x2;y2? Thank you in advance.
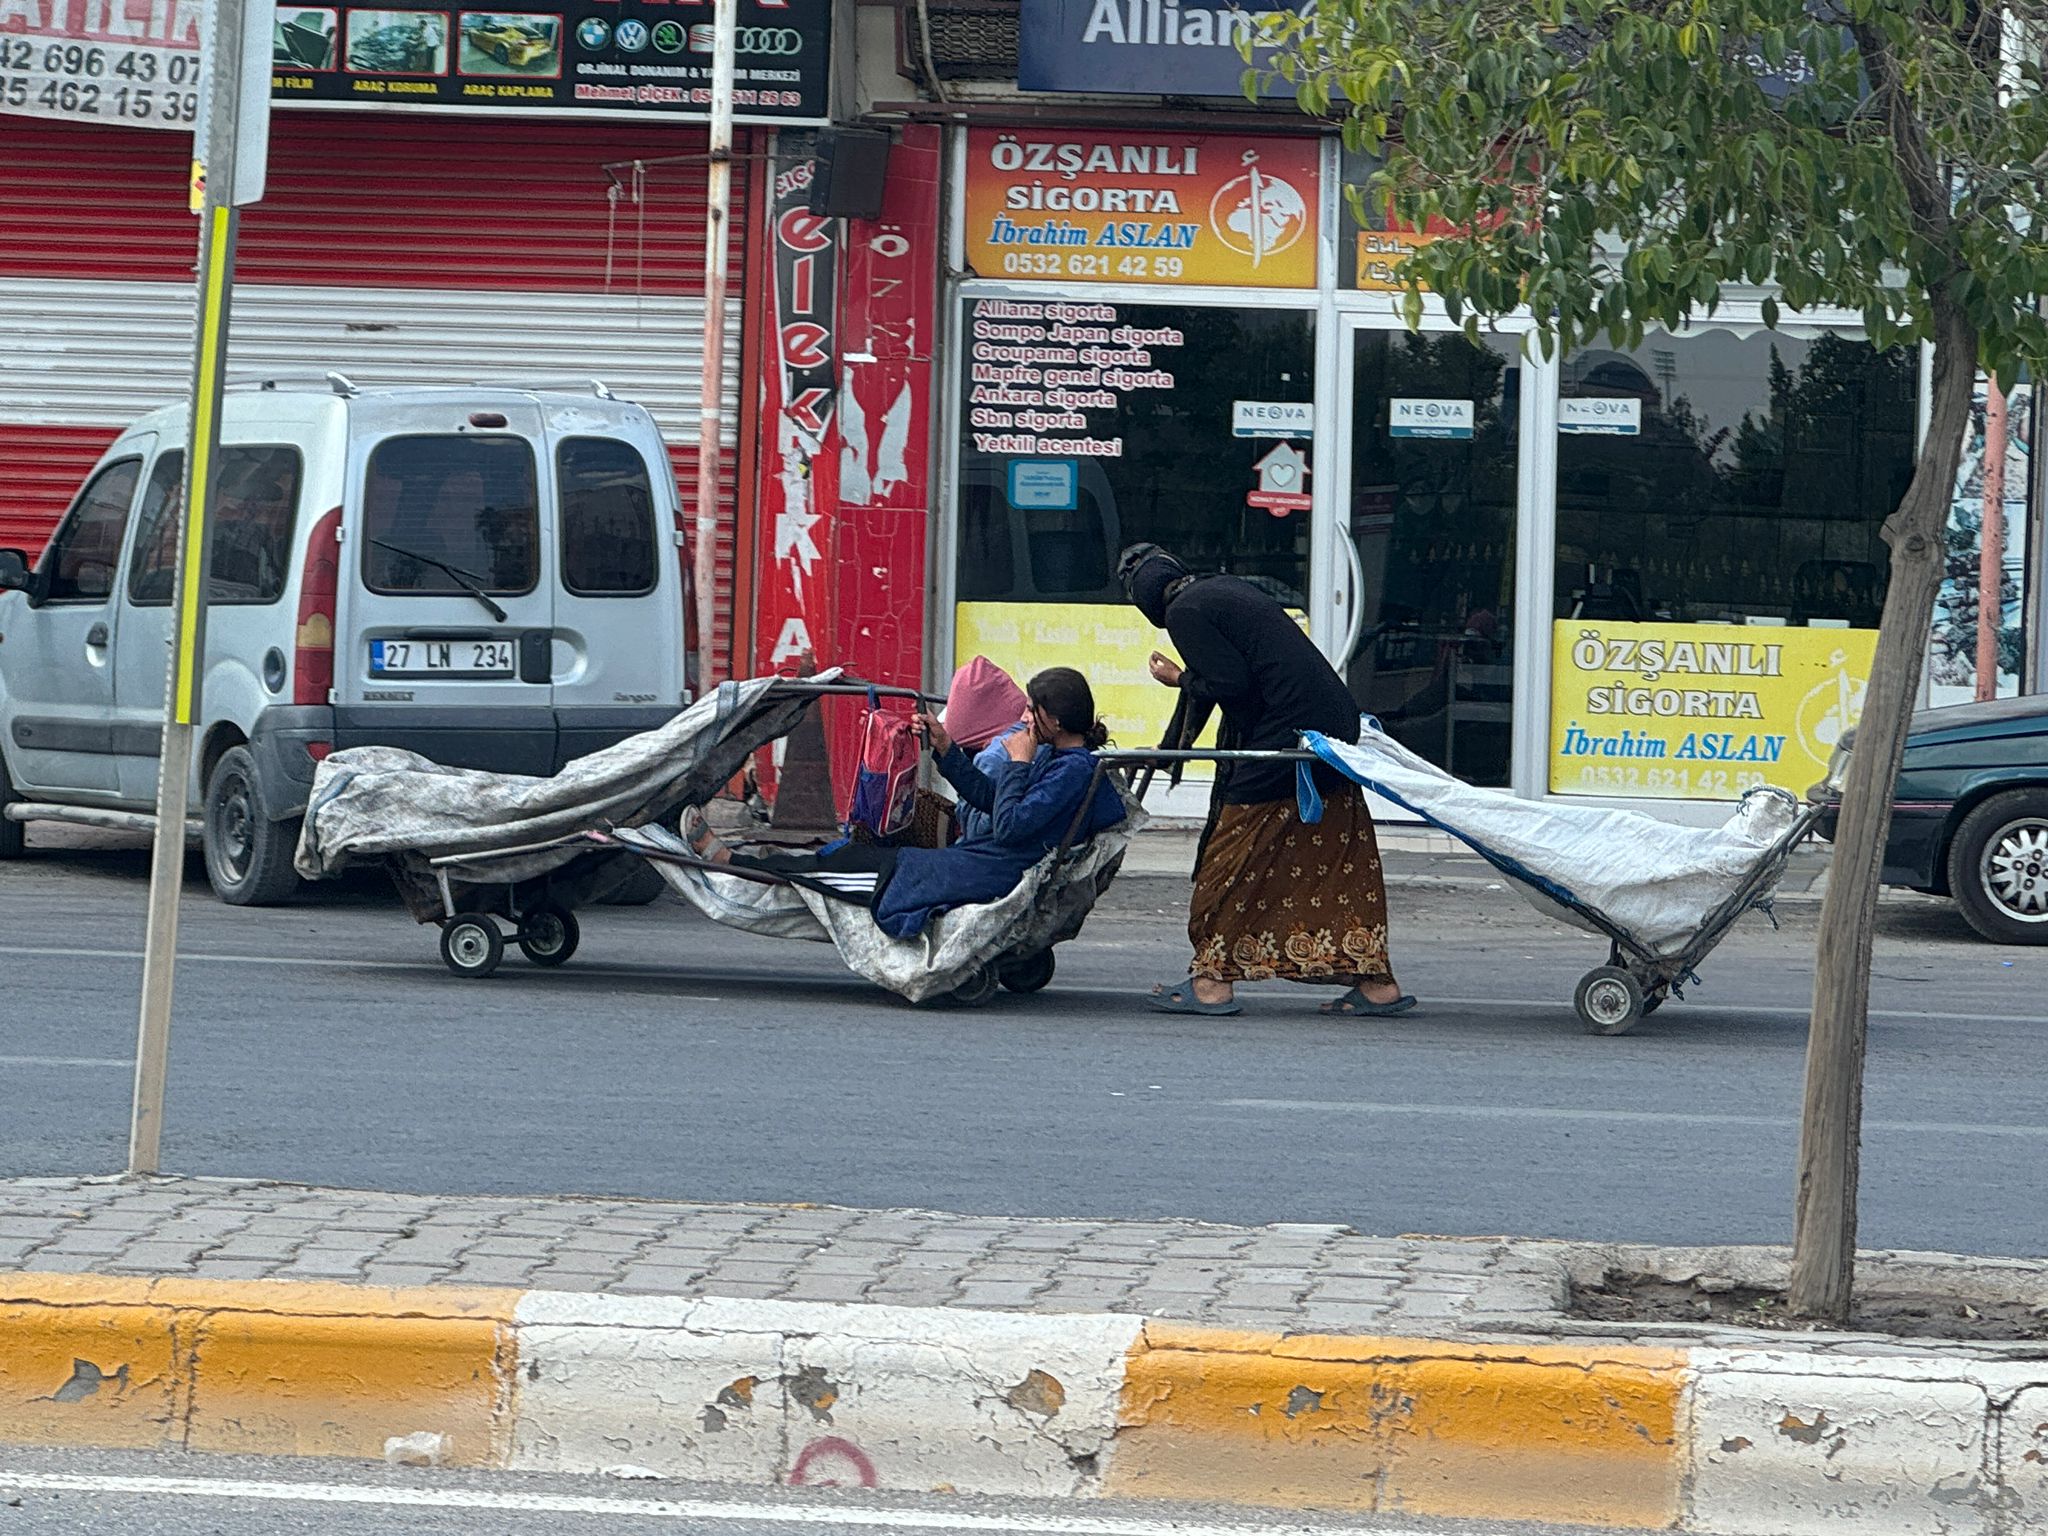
1814;695;2048;943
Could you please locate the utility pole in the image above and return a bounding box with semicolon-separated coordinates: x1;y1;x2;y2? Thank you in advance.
694;0;738;696
129;0;273;1175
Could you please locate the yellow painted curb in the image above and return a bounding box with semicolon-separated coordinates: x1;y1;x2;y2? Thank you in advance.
1107;1322;1687;1528
0;1274;519;1465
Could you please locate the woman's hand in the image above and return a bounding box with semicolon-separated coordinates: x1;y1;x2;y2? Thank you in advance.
1003;718;1039;762
913;710;951;756
1149;651;1183;687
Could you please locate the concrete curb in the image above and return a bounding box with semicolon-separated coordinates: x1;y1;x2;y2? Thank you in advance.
1;1272;2042;1532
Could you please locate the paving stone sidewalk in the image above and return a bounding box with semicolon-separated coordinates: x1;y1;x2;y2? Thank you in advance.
4;1176;2039;1352
0;1175;1559;1334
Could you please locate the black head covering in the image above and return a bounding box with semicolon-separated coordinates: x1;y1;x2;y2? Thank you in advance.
1118;542;1188;628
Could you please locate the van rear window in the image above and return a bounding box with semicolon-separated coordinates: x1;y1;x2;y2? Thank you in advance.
558;437;660;596
363;435;539;596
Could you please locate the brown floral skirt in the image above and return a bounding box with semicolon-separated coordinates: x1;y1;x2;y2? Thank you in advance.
1189;788;1394;985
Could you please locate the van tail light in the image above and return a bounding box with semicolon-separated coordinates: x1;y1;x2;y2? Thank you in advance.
293;507;342;707
307;742;332;763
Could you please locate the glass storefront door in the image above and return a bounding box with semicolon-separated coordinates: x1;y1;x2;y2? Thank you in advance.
1329;321;1525;786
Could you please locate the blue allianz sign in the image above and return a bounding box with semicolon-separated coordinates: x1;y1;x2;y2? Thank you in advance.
1017;0;1297;96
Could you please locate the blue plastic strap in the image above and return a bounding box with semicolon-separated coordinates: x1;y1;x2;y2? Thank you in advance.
866;684;881;712
1296;759;1325;824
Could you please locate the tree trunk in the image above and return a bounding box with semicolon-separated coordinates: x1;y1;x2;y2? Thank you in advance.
1788;306;1978;1322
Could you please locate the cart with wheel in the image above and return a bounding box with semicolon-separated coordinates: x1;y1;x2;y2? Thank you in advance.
1291;721;1820;1035
295;672;1142;1004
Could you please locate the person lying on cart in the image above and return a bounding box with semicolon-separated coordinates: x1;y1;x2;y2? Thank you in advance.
1118;542;1416;1020
684;668;1125;938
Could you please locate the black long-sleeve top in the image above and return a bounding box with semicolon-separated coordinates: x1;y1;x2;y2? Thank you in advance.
1166;575;1361;805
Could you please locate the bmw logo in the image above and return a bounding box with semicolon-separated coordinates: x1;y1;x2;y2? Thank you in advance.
613;19;648;50
575;16;610;49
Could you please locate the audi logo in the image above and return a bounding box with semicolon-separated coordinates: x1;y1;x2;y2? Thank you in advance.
689;24;804;52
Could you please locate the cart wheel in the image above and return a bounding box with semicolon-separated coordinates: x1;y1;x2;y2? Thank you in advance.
949;967;1001;1008
440;916;505;979
1575;966;1644;1036
998;950;1056;994
517;905;580;968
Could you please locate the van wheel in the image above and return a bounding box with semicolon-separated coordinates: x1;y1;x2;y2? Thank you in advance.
0;751;22;859
204;746;301;907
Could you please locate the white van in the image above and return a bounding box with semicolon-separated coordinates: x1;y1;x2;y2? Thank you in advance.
0;376;693;904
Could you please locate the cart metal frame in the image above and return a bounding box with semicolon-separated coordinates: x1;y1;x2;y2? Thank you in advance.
1065;744;1822;1035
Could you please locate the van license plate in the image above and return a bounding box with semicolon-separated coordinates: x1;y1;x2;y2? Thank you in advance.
371;639;516;677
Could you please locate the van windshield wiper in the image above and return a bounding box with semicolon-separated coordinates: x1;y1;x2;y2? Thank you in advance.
370;539;509;622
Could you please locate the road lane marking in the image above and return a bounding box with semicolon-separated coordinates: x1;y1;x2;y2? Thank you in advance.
0;1056;129;1069
0;1470;1446;1535
1215;1098;2048;1138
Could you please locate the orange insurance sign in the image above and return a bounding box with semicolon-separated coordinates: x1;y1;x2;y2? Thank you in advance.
963;129;1320;290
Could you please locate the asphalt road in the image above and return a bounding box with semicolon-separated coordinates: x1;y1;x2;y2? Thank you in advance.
0;1448;1645;1536
2;828;2043;1256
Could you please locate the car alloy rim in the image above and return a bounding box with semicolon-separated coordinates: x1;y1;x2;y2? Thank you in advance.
1586;979;1631;1025
1982;818;2048;922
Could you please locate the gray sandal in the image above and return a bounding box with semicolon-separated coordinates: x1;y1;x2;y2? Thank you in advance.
1146;979;1243;1016
1321;987;1418;1017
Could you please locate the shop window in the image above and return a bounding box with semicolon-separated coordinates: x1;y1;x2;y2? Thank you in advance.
1555;331;1915;627
954;301;1317;752
1549;329;1919;802
363;435;539;596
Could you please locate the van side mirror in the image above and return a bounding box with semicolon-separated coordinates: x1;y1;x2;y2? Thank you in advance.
0;548;35;602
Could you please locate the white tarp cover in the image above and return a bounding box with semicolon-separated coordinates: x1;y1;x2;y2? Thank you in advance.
1306;722;1800;958
296;675;820;885
294;671;1144;1002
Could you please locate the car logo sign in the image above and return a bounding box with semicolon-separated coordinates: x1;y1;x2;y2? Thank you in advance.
574;16;610;49
614;19;648;50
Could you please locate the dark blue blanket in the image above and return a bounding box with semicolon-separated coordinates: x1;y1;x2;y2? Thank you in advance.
877;744;1124;938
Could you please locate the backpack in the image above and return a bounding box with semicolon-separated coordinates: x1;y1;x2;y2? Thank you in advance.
845;686;920;843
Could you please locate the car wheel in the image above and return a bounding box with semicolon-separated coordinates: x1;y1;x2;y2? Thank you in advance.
0;750;22;860
1949;789;2048;944
203;746;301;907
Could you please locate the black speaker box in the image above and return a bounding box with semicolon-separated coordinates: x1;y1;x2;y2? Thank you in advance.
808;128;893;220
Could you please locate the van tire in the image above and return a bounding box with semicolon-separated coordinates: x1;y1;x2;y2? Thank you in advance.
204;747;301;906
0;751;22;860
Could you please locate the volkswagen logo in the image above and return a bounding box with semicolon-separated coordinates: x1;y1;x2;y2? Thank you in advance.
687;25;804;53
614;19;649;50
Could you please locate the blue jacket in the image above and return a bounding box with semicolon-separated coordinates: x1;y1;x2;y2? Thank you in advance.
875;743;1125;939
942;725;1025;842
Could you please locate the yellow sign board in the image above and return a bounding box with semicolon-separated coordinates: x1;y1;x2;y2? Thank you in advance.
1550;620;1877;800
954;603;1218;772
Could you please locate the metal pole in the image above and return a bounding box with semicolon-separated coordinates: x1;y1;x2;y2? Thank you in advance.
130;0;270;1174
694;0;738;695
1977;378;2007;703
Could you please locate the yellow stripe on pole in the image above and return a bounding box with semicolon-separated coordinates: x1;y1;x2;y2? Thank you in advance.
173;205;234;726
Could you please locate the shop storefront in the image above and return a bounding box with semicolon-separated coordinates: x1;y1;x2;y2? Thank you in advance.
939;125;2004;819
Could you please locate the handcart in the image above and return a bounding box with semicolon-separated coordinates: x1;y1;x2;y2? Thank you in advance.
1069;728;1819;1037
293;673;1143;1006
